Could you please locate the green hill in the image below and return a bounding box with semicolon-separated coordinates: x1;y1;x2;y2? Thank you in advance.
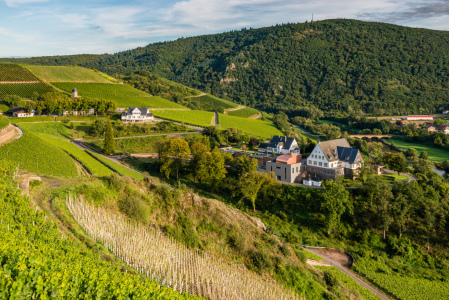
26;65;117;83
0;64;39;81
9;19;449;116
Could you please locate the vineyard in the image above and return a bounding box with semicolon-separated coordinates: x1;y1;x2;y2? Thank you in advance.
67;197;300;300
0;83;54;98
88;95;187;108
218;114;282;138
26;65;116;83
0;115;10;131
86;150;144;180
0;64;39;81
0;130;78;177
52;82;149;96
0;163;199;299
153;110;215;127
38;135;115;177
228;107;260;118
189;94;238;111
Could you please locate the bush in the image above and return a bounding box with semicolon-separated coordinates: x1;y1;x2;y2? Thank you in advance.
295;250;307;264
108;173;127;192
246;249;273;272
118;196;150;223
283;231;301;244
280;244;291;257
227;231;247;253
324;270;339;288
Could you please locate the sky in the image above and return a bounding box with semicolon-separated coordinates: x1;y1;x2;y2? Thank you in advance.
1;0;449;57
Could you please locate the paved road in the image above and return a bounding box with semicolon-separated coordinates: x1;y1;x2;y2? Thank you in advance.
80;130;201;142
304;248;391;300
382;168;416;182
293;125;321;137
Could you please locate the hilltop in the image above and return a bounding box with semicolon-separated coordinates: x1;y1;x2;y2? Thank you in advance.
4;19;449;116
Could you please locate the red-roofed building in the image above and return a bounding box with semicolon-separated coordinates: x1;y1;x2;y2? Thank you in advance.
404;115;433;121
266;153;302;183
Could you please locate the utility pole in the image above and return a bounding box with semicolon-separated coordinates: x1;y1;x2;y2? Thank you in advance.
312;14;314;23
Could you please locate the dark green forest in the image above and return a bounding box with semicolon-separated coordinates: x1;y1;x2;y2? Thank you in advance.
5;19;449;116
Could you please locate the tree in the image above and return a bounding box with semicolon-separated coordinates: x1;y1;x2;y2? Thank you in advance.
153;139;166;164
372;128;382;135
376;186;394;239
368;142;383;161
160;138;191;181
233;155;258;175
320;180;352;235
389;153;407;175
3;95;21;108
235;171;276;211
248;138;259;148
391;192;410;238
103;120;115;155
419;151;429;160
89;119;107;136
405;148;419;159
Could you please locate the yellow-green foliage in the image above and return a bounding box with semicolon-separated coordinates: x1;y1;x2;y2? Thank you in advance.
87;150;144;180
218;113;282;138
26;65;116;83
0;130;78;177
0;164;199;299
0;114;10;131
153;110;215;127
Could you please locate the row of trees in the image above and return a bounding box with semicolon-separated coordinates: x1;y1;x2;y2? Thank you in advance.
21;92;117;116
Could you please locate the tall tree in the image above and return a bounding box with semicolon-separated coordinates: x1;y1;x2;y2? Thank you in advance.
160;138;191;181
103;120;115;155
235;171;276;212
320;180;352;236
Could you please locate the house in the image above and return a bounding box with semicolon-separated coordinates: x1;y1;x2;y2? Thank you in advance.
266;153;302;183
257;136;300;154
404;115;433;121
426;126;437;132
443;110;449;114
303;138;363;185
438;124;449;134
12;109;34;118
121;107;154;123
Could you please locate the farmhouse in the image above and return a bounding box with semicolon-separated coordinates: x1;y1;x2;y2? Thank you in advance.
303;138;363;185
404;115;433;121
12;109;34;118
257;136;300;154
438;124;449;134
266;153;302;183
121;107;154;123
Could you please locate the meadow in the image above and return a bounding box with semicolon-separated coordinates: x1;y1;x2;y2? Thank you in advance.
384;138;449;162
0;130;78;177
0;82;54;98
152;110;215;127
26;65;115;83
228;107;260;118
52;82;149;96
218;113;282;139
0;64;39;81
86;150;144;180
0;115;10;131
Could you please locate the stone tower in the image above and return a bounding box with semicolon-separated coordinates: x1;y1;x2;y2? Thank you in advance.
72;87;78;98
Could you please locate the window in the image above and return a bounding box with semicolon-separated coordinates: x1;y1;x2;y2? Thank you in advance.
319;162;322;166
324;163;328;167
276;166;281;169
292;169;294;174
314;161;317;165
296;167;298;172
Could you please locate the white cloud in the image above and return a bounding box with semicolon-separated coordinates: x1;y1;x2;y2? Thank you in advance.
0;27;39;43
3;0;48;7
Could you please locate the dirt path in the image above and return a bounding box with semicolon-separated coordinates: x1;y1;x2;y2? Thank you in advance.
186;92;206;98
224;105;245;114
248;113;261;119
305;248;391;300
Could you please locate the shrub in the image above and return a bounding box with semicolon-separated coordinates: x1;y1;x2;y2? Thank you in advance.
118;196;150;224
295;250;307;264
227;231;248;253
246;249;273;272
280;244;291;257
324;270;339;288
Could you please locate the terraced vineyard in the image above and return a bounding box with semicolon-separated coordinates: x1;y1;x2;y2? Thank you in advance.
228;107;260;118
88;95;186;108
52;82;149;96
218;113;282;138
0;64;39;81
86;150;144;180
26;65;116;83
0;82;54;98
189;94;238;111
0;130;78;177
0;163;198;299
153;110;215;127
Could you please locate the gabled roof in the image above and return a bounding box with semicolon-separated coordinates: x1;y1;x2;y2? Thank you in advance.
126;107;152;116
337;147;361;164
269;135;297;150
318;138;351;161
258;142;277;149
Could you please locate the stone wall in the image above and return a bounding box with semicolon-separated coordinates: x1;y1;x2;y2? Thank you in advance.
0;123;16;145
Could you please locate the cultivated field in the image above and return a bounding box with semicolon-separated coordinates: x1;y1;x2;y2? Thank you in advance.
228;107;260;118
384;138;449;162
26;65;116;83
88;95;186;108
0;83;54;98
218;114;282;138
52;82;149;96
0;64;39;81
152;110;215;127
0;130;78;177
191;94;238;110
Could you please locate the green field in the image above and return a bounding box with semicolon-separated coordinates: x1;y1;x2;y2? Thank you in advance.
19;122;89;139
0;83;54;98
218;113;282;138
0;130;78;177
189;94;238;111
152;110;215;127
88;95;186;108
0;64;39;81
0;115;10;131
26;65;116;83
228;107;260;118
384;138;449;162
52;82;149;96
86;150;144;180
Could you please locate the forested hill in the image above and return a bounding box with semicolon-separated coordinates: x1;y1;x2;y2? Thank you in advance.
6;19;449;116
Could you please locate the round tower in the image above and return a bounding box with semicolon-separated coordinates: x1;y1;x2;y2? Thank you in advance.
72;88;78;98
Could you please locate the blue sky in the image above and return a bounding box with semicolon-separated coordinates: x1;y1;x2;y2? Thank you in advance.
1;0;449;57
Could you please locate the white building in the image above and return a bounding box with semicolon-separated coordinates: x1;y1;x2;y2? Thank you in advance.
121;107;154;123
257;136;300;154
13;110;34;118
303;138;363;185
404;115;433;121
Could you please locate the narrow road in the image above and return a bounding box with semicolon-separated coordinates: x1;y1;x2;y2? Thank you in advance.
80;130;201;142
382;168;416;182
304;248;391;300
214;112;219;126
293;125;321;137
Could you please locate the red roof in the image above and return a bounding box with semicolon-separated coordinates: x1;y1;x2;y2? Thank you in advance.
406;115;432;118
275;153;302;164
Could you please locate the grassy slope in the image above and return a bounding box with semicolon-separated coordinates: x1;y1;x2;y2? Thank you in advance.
218;113;282;138
0;130;78;177
228;107;260;118
86;150;144;180
384;138;449;162
190;94;238;110
89;95;186;108
0;114;10;131
26;65;116;83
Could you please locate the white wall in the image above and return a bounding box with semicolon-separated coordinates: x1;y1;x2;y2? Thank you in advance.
306;145;332;169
